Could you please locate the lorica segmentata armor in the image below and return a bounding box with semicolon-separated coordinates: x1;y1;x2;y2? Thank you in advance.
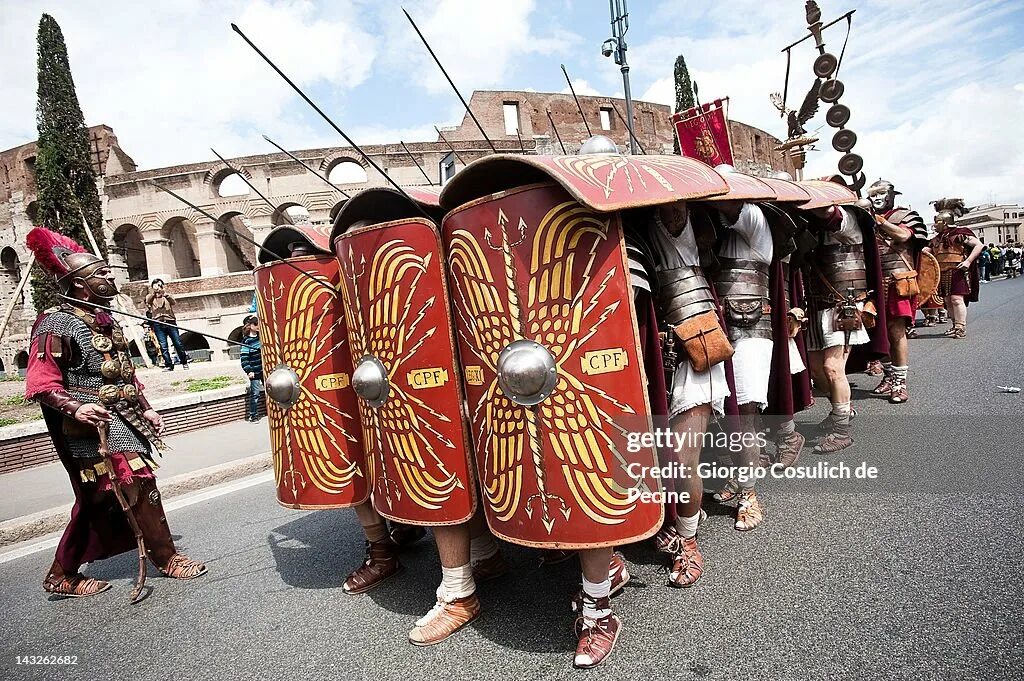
807;243;867;301
877;238;914;278
656;265;717;326
713;258;772;341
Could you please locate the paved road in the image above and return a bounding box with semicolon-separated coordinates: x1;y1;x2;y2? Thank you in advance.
0;419;270;521
1;279;1023;680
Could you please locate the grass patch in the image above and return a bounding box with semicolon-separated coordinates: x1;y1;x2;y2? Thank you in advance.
0;416;19;427
0;374;24;382
183;375;238;393
2;394;27;406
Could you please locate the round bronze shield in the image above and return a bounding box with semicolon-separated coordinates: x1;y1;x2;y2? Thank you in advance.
832;129;858;152
826;104;851;128
91;335;114;353
914;251;941;306
813;52;838;78
100;359;121;381
122;384;139;404
820;79;845;102
98;384;121;406
838;152;864;176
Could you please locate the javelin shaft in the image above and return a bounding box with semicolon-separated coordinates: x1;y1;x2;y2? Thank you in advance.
434;127;466;165
560;64;592;136
151;181;336;295
546;110;567;154
210;148;292;224
262;135;350;198
230;23;434;221
60;295;246;347
612;104;647;154
402;9;496;152
400;141;435;186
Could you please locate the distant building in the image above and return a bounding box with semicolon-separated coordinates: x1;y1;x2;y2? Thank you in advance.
957;203;1023;245
0;91;793;371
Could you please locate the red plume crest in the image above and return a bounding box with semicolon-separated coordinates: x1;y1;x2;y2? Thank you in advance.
26;226;87;278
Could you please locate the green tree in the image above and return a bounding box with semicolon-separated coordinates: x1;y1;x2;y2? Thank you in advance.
673;54;697;154
31;13;107;310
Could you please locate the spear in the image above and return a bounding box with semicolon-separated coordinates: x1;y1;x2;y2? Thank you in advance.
261;135;351;198
434;126;466;165
546;110;567;154
230;23;434;222
210;148;293;225
59;295;247;347
401;8;497;152
612;103;647;154
399;141;435;185
560;64;592;136
150;181;336;296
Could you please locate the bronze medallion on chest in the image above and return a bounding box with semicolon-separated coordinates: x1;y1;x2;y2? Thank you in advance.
122;383;139;404
100;359;123;381
111;329;128;351
98;384;122;406
91;335;114;353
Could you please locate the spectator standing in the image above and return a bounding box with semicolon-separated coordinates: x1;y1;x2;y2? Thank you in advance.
145;279;190;371
978;247;991;281
240;315;264;422
989;244;1003;276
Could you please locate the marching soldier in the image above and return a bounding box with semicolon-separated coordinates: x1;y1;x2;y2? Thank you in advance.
929;203;983;338
864;180;929;403
24;226;206;598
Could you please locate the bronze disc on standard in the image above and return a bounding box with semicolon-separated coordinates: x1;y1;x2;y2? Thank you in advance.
826;104;851;128
832;129;857;152
813;52;838;78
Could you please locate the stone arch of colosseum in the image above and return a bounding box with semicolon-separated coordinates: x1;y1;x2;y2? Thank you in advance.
160;216;201;280
112;223;149;282
271;201;311;227
323;155;369;185
214;210;256;273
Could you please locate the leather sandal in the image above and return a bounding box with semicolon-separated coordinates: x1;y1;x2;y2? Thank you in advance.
668;536;704;587
343;538;401;594
160;554;208;580
43;573;111;598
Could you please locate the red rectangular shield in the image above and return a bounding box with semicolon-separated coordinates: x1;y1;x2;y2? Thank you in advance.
254;255;369;509
334;218;476;526
442;183;663;548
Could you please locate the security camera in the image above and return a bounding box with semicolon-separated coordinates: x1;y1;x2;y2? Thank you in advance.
601;39;615;58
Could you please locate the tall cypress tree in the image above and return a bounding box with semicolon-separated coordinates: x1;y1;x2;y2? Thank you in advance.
31;13;108;310
673;55;697;154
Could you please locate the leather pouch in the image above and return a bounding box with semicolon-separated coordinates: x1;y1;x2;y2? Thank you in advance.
673;310;734;372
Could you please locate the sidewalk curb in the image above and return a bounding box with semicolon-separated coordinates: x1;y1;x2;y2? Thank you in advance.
0;452;272;549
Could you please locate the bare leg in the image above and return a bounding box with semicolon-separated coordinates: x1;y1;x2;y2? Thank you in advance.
807;349;831;396
888;318;909;367
353;501;387;540
344;501;400;594
814;344;854;453
574;546;621;668
432;525;471;568
670;404;710;519
732;403;765;531
949;294;968;334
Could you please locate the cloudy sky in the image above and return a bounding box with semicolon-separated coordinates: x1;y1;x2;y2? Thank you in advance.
1;0;1022;212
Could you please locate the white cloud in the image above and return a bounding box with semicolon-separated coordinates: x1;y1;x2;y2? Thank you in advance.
386;0;582;95
560;78;602;97
0;1;377;168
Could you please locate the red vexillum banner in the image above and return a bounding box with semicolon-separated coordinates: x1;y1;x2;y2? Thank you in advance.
671;98;734;167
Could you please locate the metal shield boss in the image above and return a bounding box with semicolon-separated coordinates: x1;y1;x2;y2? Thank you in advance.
254;255;369;509
334;218;476;526
443;183;662;548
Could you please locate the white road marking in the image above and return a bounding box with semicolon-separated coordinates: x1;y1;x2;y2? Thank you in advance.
0;470;274;565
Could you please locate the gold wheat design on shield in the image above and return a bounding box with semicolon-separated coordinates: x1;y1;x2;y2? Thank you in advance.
256;271;361;499
449;201;641;533
339;240;462;511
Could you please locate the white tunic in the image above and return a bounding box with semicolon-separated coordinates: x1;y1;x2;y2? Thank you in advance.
717;203;774;409
649;215;730;417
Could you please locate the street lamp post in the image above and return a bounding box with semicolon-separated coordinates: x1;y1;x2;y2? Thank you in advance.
603;0;637;154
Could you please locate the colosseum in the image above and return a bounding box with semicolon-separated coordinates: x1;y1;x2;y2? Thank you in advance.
0;90;795;372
